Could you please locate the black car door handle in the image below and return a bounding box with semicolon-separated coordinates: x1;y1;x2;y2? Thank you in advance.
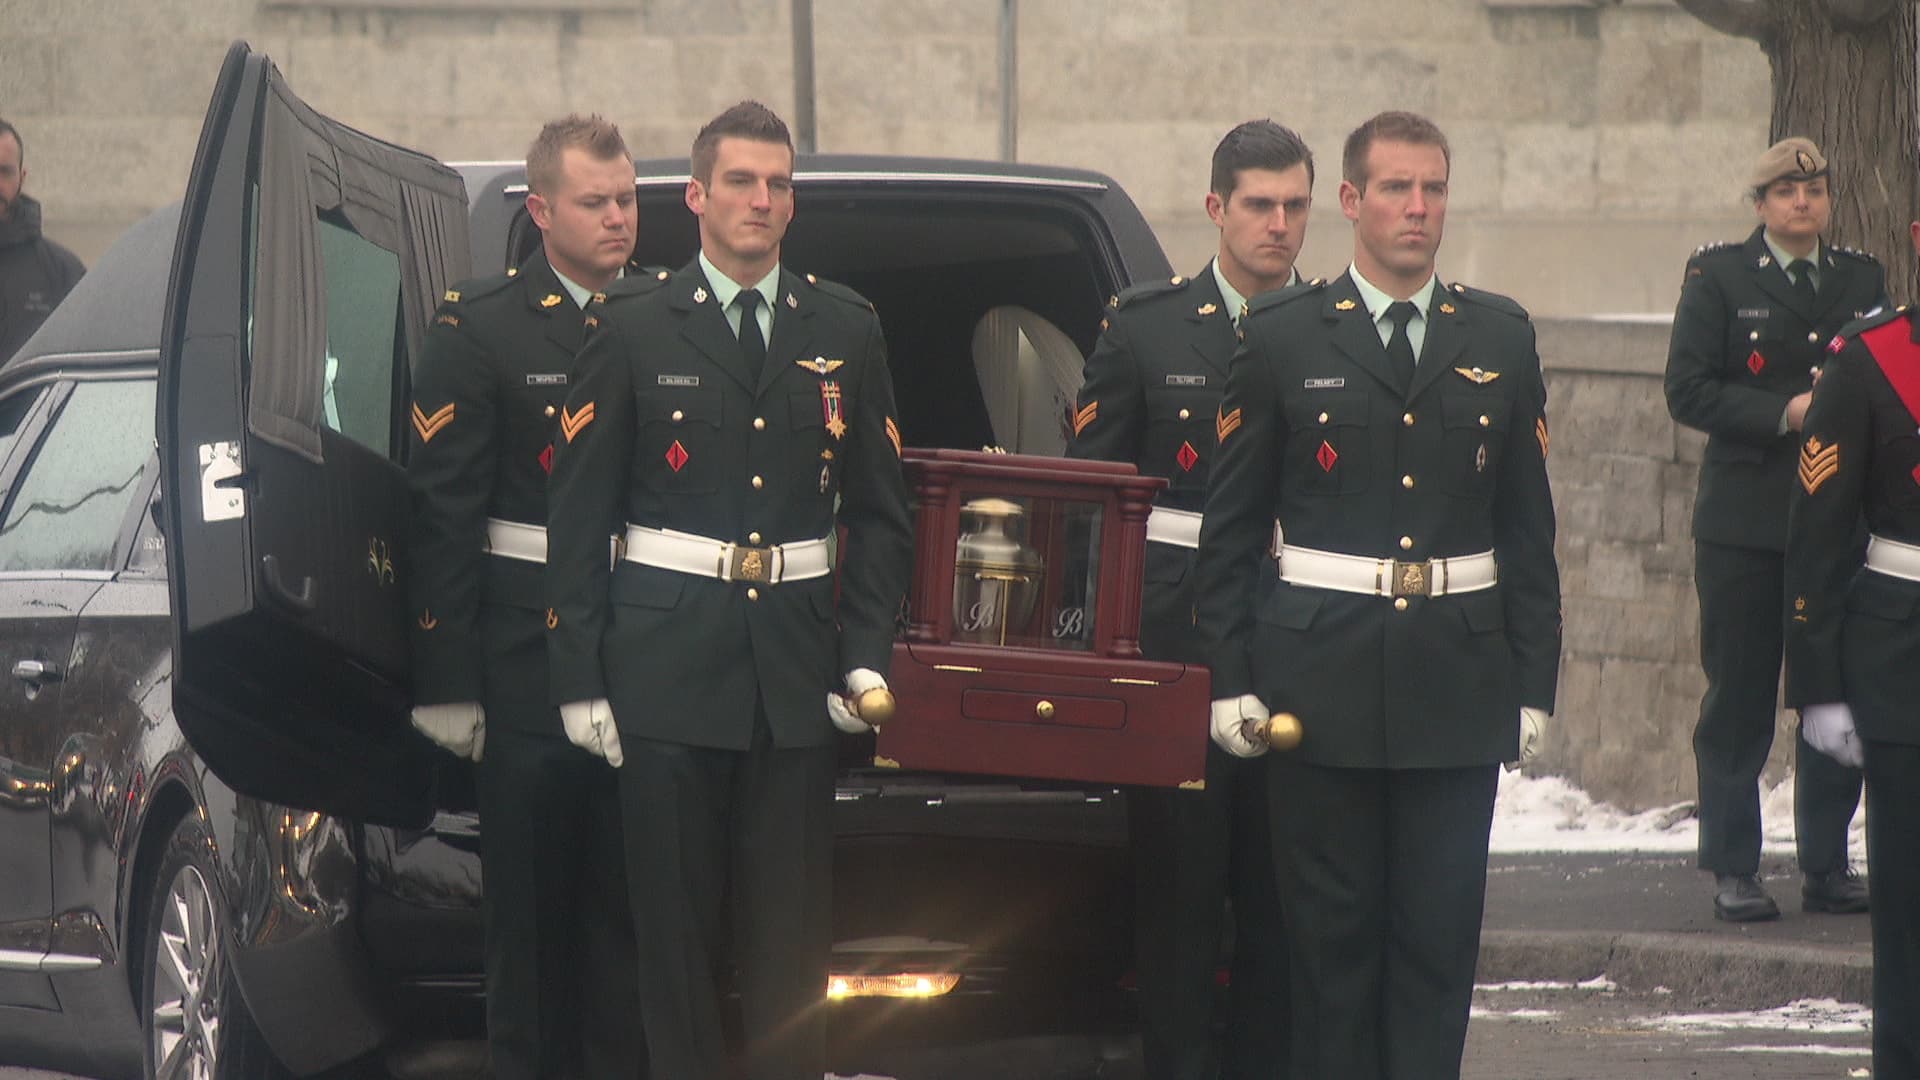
12;659;62;684
261;554;317;613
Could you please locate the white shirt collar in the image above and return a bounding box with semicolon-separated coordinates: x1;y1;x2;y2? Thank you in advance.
1210;258;1299;323
697;250;781;314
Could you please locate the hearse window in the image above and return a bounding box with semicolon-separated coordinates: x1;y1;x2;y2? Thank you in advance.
316;212;405;459
0;380;156;572
0;386;43;476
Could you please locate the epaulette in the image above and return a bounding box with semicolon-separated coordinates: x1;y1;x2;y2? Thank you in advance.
1446;282;1530;321
597;269;670;302
1110;274;1191;311
1243;277;1326;320
801;272;876;313
1688;240;1740;260
1830;244;1880;265
437;270;516;308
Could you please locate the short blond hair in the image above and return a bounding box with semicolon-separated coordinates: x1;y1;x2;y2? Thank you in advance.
526;114;629;197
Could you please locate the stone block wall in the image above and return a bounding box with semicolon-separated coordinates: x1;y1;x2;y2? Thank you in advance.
1534;316;1801;811
2;0;1777;314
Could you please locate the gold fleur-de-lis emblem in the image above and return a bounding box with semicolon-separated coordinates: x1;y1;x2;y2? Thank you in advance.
693;287;709;303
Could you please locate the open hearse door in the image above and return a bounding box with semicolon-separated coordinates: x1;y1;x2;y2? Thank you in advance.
158;41;471;827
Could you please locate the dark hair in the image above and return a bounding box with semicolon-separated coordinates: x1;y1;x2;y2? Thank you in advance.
1342;111;1450;191
691;101;793;184
0;119;20;162
525;114;629;198
1210;119;1314;200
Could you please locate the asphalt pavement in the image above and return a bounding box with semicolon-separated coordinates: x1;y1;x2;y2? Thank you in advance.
1480;851;1873;1010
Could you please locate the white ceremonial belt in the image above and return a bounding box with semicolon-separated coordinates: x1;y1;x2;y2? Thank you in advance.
1865;534;1920;583
484;518;548;564
1274;541;1498;599
1146;506;1203;550
621;525;832;585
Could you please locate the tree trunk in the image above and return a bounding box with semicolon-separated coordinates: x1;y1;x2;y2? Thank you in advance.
1767;1;1920;302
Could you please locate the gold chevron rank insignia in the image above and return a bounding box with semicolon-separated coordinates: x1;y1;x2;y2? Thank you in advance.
1535;417;1550;458
1454;366;1501;384
1073;400;1099;436
411;402;455;443
797;357;846;375
560;403;595;442
1799;436;1840;494
884;416;903;456
1217;406;1243;443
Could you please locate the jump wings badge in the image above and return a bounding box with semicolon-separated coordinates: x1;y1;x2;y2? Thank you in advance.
1453;366;1501;384
820;380;848;439
797;357;846;376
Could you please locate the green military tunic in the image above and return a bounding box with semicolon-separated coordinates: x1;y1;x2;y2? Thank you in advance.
405;250;648;1080
1068;263;1290;1080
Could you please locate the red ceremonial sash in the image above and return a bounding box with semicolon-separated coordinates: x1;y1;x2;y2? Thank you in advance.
1861;318;1920;427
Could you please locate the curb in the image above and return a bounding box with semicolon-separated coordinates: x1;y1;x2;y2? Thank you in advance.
1477;929;1872;1010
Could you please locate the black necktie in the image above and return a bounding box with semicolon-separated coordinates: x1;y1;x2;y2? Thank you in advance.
1385;300;1419;390
735;289;767;375
1789;259;1817;304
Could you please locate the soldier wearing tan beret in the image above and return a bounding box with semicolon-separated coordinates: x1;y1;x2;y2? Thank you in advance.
1665;136;1887;924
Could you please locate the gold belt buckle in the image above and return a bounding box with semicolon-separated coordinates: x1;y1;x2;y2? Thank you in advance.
1389;559;1430;597
729;544;775;584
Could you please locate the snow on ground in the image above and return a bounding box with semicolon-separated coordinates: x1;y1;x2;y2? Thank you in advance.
1489;767;1867;862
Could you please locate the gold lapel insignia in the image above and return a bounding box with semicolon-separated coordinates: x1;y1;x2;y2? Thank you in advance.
411;402;455;443
797;357;846;375
1454;366;1501;384
1073;400;1099;436
1439;302;1456;315
1108;294;1120;309
693;286;709;303
1758;254;1772;269
592;291;607;304
1197;302;1218;316
1334;298;1357;311
1217;406;1243;443
786;292;798;309
1799;435;1840;494
884;416;903;456
560;402;596;442
540;294;563;308
442;289;461;303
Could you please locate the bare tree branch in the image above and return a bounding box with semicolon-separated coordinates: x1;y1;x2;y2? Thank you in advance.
1672;0;1776;41
1829;0;1916;32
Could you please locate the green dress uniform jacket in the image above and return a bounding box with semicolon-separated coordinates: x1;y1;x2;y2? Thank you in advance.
1069;270;1232;662
409;252;605;733
1666;226;1887;552
405;250;645;1080
545;259;914;750
1196;272;1561;769
1069;269;1290;1080
1783;304;1920;1079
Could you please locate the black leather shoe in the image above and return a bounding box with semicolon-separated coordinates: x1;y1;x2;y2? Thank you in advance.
1803;866;1870;914
1713;874;1781;922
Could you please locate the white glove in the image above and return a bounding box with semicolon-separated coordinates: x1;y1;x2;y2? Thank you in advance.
1209;694;1270;759
1518;706;1549;764
411;701;485;762
560;698;625;768
1802;702;1864;768
827;667;886;735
